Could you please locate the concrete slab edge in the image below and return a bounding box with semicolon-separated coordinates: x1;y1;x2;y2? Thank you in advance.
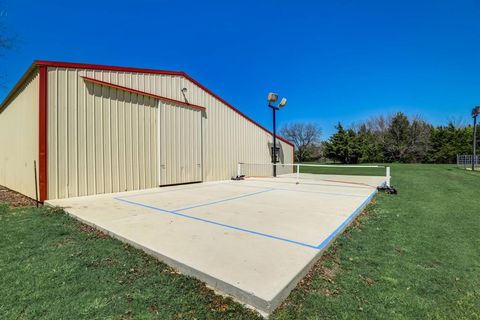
265;188;378;315
45;188;378;318
44;201;271;317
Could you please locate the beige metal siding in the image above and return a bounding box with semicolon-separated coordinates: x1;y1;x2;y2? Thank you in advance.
60;69;293;181
202;108;294;180
47;67;293;199
159;101;202;185
0;70;39;199
47;68;158;199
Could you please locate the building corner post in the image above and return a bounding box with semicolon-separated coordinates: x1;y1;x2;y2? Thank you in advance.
39;65;48;202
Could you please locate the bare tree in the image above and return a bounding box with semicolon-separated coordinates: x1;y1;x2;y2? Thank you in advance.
0;4;14;86
446;116;468;128
407;115;431;162
280;122;322;162
365;115;391;133
0;6;12;53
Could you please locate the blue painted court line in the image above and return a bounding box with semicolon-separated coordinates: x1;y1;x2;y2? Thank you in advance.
113;188;377;251
315;189;377;250
174;188;275;212
114;196;319;250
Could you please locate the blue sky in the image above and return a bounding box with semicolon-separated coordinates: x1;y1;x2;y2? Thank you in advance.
1;0;479;138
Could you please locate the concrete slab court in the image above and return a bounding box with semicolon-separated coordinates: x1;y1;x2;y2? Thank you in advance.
46;175;386;316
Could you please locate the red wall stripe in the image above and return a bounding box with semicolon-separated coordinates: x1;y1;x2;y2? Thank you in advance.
38;66;48;201
81;76;206;111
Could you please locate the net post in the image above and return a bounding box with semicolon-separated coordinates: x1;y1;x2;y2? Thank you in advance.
237;163;241;177
296;164;300;182
386;166;391;187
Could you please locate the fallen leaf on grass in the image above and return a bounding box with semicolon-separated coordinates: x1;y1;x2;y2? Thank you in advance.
320;267;337;283
163;267;180;275
148;304;159;314
322;288;339;297
360;275;375;286
129;267;140;274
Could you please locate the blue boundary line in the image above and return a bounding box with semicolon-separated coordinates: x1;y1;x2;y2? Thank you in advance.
113;188;378;250
315;189;377;250
174;188;275;212
114;196;319;250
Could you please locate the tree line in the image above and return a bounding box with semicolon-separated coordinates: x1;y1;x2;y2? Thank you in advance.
281;112;477;164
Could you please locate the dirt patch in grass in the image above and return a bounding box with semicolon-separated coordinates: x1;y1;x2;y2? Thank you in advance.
298;248;340;291
78;223;110;239
208;292;232;313
350;198;376;230
0;185;37;208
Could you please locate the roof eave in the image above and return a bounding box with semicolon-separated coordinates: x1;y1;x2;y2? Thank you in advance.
0;62;39;112
1;60;294;148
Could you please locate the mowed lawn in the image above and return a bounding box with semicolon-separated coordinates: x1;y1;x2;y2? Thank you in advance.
0;164;479;319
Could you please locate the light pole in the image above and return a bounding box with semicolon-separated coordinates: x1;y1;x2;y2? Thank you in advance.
472;106;480;171
267;92;287;177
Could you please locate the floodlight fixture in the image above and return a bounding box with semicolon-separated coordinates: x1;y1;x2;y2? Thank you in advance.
268;92;278;103
472;106;480;118
267;92;288;177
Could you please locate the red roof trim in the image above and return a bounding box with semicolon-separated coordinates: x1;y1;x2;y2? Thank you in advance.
35;60;184;77
33;60;294;147
82;76;206;111
183;73;294;147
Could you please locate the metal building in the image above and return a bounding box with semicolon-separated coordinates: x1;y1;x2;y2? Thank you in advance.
0;61;294;201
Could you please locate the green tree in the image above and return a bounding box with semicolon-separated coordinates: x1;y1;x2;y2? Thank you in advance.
323;113;474;165
425;123;473;163
407;117;431;162
324;123;359;163
356;123;383;163
384;112;411;162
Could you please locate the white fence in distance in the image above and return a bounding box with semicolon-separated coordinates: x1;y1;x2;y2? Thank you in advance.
457;155;479;170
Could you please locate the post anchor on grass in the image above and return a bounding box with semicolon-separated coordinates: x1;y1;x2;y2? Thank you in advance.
377;166;397;194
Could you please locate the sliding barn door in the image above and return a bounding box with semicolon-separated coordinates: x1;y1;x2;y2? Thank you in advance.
158;101;202;186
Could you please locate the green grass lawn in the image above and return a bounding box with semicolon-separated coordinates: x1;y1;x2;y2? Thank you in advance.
297;163;389;177
1;164;479;319
274;164;480;319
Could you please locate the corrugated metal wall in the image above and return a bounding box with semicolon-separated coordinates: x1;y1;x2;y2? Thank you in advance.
0;70;39;199
159;101;202;185
47;68;158;199
47;67;293;199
